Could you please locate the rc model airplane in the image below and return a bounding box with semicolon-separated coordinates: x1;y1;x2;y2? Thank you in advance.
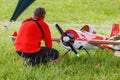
52;23;120;58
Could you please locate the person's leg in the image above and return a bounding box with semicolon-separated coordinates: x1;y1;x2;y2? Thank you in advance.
16;47;59;65
38;47;59;63
16;51;41;66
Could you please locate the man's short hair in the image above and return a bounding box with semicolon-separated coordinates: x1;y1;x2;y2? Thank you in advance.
34;7;46;18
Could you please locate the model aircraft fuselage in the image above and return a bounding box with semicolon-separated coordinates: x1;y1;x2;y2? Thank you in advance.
61;29;108;50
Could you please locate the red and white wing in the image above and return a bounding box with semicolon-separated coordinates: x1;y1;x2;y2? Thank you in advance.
88;40;120;45
52;37;61;42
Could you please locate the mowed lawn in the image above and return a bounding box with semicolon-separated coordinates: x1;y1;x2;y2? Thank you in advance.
0;0;120;80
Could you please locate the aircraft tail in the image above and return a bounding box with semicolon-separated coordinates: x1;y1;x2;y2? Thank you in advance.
110;23;119;38
12;31;17;37
10;31;17;42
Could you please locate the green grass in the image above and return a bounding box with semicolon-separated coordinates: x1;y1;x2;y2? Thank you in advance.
1;0;120;24
1;0;120;80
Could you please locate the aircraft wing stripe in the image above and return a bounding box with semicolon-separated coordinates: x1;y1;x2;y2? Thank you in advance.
88;40;120;44
52;38;61;42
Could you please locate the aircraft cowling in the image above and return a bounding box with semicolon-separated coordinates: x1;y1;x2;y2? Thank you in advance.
61;32;75;47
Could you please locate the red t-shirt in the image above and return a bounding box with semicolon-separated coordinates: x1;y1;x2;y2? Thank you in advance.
14;16;52;53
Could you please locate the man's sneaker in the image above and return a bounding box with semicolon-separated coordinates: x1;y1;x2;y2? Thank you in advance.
24;58;33;67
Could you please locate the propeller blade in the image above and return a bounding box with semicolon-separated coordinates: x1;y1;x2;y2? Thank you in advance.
55;24;66;36
55;23;79;57
67;41;78;55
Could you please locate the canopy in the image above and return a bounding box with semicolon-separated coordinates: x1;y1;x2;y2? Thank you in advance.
10;0;35;21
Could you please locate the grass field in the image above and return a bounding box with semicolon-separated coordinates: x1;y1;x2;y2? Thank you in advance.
1;0;120;80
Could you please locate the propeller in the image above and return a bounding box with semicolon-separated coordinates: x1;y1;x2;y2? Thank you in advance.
55;24;79;57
